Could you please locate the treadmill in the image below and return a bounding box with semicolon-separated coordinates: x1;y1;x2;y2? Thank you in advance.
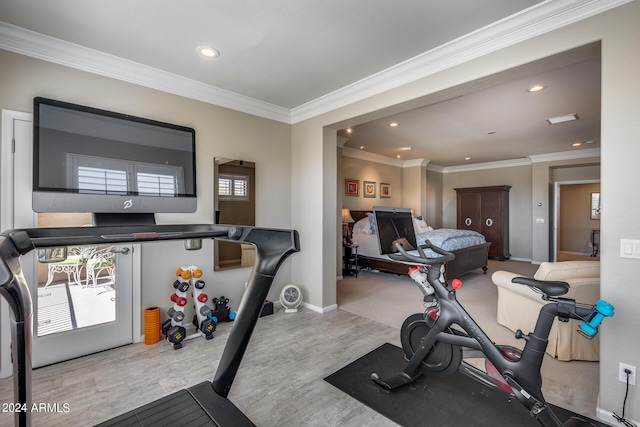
0;223;300;427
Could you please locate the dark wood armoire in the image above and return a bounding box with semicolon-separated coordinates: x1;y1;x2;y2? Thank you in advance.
455;185;511;260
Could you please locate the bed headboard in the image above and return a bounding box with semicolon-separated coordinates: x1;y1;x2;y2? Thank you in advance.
350;210;370;223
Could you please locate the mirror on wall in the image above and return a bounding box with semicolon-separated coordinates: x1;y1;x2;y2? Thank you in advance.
214;158;256;270
590;192;601;220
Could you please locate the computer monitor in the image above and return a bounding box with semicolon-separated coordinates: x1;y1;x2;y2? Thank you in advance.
373;206;417;255
33;97;197;226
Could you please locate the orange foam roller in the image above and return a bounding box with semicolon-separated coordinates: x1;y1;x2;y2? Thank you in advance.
144;306;161;345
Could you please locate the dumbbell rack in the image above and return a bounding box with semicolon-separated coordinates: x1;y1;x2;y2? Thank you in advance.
164;266;216;349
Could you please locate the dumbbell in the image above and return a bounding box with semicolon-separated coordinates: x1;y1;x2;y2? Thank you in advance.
176;268;191;280
194;280;206;290
200;305;212;317
197;293;208;303
167;307;185;322
166;325;186;349
161;319;172;336
199;318;216;337
170;293;188;307
172;280;190;293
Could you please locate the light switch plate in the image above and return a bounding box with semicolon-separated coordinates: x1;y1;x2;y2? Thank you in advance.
620;239;640;259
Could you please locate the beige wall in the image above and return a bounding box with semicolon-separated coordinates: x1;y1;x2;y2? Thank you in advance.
559;183;601;254
1;0;639;420
292;2;640;419
341;156;403;211
425;169;444;228
443;165;532;260
0;49;293;336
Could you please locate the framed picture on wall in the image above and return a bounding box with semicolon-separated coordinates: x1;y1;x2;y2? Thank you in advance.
380;183;391;198
363;181;376;198
345;179;359;196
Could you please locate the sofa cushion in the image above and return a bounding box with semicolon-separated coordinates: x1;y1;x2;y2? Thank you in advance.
534;261;599;281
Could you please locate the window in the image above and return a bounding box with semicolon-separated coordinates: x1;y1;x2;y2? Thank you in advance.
218;173;249;201
77;166;128;195
137;172;179;196
70;154;184;196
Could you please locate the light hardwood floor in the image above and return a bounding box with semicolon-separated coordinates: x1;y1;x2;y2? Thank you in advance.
0;260;601;426
0;308;401;427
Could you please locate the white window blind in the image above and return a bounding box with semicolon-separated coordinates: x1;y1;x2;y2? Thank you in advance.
218;173;249;201
70;154;184;196
77;166;128;194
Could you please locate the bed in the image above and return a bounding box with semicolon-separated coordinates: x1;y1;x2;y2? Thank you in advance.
348;210;491;281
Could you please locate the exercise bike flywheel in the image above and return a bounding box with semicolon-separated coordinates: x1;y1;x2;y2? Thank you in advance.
401;313;462;378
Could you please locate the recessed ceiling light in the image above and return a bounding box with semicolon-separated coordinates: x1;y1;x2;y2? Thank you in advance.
396;155;401;159
527;84;546;92
389;122;399;127
197;46;219;58
399;147;412;151
346;128;352;134
572;142;582;147
465;157;472;161
585;140;596;144
546;113;578;124
359;146;364;149
487;131;496;135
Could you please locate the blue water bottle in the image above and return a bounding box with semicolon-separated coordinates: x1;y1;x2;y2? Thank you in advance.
579;300;615;338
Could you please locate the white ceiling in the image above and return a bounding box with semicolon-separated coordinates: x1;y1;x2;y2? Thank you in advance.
343;46;601;167
0;0;621;166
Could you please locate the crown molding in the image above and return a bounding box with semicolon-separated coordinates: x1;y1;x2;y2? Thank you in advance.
528;147;601;163
0;0;628;125
0;21;291;123
336;136;349;148
345;147;601;173
290;0;630;123
426;163;445;173
443;158;532;173
342;147;405;167
402;158;430;168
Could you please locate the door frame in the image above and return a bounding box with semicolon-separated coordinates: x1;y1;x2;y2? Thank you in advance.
0;109;142;378
552;179;600;262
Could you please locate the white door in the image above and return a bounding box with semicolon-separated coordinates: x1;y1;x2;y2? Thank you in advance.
1;111;135;369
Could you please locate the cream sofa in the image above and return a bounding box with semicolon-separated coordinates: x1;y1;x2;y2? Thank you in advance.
492;261;600;361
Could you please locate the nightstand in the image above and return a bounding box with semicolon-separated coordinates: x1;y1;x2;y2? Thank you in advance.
343;243;359;277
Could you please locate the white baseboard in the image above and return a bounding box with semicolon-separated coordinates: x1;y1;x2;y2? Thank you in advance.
597;406;638;426
301;301;337;313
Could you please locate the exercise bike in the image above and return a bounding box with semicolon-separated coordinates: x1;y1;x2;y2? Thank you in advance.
371;241;614;427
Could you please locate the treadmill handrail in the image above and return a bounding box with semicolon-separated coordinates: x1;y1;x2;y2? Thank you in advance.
0;224;300;427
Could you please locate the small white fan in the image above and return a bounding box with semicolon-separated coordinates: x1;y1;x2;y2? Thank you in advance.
280;284;302;313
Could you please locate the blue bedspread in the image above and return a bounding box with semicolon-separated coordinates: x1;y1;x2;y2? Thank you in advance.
416;228;486;250
413;229;486;258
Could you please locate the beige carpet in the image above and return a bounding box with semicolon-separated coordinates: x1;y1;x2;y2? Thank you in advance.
337;259;601;420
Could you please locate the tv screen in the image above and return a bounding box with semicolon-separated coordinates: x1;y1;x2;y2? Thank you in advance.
33;97;197;222
373;207;417;255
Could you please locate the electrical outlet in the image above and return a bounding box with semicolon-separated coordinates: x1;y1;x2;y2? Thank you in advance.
619;363;636;386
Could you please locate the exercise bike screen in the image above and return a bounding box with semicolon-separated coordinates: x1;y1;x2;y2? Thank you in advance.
373;207;418;255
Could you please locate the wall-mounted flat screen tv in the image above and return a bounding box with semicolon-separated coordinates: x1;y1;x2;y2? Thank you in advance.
33;97;197;225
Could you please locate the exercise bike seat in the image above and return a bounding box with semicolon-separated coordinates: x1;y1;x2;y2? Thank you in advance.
511;277;570;297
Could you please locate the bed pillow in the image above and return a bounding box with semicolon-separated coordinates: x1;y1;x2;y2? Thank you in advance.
365;212;378;234
352;217;372;234
413;216;432;234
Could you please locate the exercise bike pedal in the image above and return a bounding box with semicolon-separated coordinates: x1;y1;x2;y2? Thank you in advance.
371;372;417;390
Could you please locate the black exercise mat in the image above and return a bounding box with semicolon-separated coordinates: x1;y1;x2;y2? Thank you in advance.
325;343;606;427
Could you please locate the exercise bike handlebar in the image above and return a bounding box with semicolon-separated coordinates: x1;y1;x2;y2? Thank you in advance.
388;239;456;265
